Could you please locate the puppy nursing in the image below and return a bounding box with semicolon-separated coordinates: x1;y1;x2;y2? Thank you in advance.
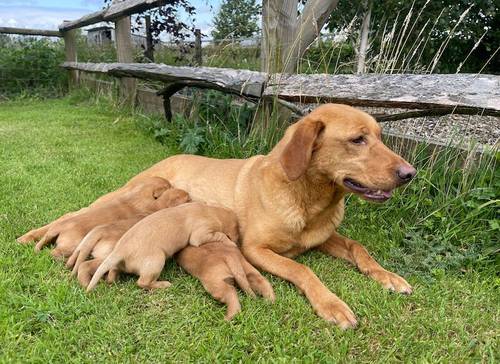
86;202;240;291
176;242;275;320
32;177;184;259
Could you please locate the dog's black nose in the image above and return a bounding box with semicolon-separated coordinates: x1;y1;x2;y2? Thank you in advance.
396;164;416;183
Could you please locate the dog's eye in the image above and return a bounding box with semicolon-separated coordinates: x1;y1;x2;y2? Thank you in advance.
350;136;365;145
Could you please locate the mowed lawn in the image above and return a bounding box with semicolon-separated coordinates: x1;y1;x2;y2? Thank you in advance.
0;98;498;362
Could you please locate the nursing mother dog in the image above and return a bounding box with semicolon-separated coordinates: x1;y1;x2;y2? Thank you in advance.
62;104;418;328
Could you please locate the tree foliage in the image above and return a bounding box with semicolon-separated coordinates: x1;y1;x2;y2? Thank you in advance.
212;0;260;40
327;0;499;73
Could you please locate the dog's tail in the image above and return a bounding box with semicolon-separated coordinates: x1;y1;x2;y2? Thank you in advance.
86;253;122;292
67;228;103;273
224;256;255;297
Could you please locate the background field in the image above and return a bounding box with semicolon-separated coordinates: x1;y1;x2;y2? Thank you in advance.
0;97;498;362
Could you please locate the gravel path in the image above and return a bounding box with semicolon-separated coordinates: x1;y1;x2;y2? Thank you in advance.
375;112;500;149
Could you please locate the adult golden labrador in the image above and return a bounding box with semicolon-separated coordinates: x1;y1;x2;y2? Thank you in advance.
22;104;416;329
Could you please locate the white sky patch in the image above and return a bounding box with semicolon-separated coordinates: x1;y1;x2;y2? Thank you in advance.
0;5;93;30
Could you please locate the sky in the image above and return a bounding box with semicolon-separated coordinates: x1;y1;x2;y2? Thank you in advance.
0;0;220;36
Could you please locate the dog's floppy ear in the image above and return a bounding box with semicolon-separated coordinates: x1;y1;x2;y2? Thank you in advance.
280;118;324;181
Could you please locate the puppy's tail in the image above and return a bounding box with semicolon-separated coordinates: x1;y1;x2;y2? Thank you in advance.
67;228;103;273
224;256;255;297
86;253;122;292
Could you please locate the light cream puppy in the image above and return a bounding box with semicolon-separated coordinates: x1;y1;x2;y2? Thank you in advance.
176;242;275;320
86;202;239;291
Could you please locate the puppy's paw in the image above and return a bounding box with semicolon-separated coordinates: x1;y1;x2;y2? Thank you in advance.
314;294;357;329
370;269;412;294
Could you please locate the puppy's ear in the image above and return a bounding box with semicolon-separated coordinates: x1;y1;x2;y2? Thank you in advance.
280;118;324;181
152;186;167;199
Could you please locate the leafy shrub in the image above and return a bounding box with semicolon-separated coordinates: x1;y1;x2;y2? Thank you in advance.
0;37;67;97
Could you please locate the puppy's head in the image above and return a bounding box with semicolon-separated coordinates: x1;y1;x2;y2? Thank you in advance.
156;188;190;208
279;104;416;202
130;176;172;200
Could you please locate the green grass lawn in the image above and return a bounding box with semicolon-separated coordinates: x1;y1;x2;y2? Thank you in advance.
0;98;498;362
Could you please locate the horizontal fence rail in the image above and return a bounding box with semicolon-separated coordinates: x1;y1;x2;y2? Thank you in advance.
62;62;266;98
59;0;168;31
62;62;500;119
0;26;62;37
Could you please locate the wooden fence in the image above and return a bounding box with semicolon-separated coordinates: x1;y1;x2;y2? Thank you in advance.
1;0;499;124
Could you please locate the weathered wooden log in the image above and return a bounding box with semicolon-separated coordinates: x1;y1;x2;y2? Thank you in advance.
62;62;267;98
58;10;106;31
59;0;168;31
264;73;500;116
62;62;500;119
104;0;168;21
0;26;62;37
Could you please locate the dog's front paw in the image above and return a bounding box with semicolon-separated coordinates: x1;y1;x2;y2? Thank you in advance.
313;293;357;329
370;269;412;294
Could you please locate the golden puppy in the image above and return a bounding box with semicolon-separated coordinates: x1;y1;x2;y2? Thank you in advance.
66;188;189;287
17;179;172;244
86;202;239;291
33;177;182;260
176;242;275;320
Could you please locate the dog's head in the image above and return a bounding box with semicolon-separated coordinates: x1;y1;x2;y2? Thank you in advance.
278;104;416;202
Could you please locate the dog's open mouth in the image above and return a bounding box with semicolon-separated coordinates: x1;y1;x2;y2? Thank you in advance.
343;178;393;202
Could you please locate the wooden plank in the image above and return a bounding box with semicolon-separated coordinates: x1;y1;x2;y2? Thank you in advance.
0;26;62;37
62;62;500;116
114;14;137;105
264;73;500;115
104;0;168;21
59;0;167;31
59;10;106;31
61;62;267;97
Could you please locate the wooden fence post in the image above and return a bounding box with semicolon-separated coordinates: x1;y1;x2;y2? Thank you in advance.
144;15;154;62
194;29;202;66
62;21;78;88
114;14;136;105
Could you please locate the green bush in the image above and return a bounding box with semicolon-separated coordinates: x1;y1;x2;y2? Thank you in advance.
0;37;67;97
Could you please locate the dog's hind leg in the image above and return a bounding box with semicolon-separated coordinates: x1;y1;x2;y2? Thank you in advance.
317;232;412;294
240;258;275;302
204;279;241;321
78;259;102;288
105;269;120;284
136;254;170;290
17;226;49;244
34;230;59;252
